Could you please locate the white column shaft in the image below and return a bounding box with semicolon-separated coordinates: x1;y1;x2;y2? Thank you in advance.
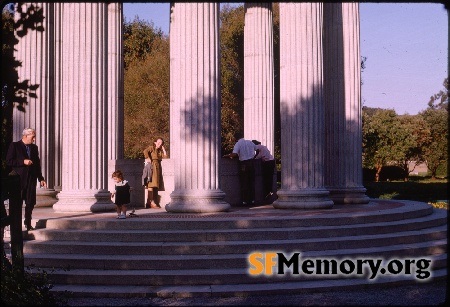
323;3;369;204
107;2;124;160
275;2;333;209
167;3;229;213
243;3;275;153
53;3;114;212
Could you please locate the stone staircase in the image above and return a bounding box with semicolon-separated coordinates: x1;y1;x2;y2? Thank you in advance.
21;200;447;298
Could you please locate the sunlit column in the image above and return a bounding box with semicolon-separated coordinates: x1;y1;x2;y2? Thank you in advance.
53;3;63;192
107;2;124;161
274;2;333;209
169;2;180;171
53;2;115;212
13;2;58;206
243;3;275;153
323;3;369;204
166;3;230;213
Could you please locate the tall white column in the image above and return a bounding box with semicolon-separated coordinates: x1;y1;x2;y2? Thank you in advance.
53;3;115;212
13;2;57;206
107;2;124;161
274;3;333;209
53;3;63;192
243;3;275;153
166;3;230;213
323;3;369;204
169;3;180;167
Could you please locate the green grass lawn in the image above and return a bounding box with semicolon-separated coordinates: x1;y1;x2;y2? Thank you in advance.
363;177;448;203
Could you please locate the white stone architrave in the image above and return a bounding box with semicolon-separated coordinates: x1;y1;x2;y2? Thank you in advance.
274;2;334;209
323;3;369;204
52;3;115;212
166;3;230;213
13;2;58;207
243;3;275;153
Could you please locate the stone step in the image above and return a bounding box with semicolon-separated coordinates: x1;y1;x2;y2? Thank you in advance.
26;208;448;242
39;201;434;231
46;268;447;299
28;253;446;286
16;201;447;299
23;224;447;255
24;238;447;270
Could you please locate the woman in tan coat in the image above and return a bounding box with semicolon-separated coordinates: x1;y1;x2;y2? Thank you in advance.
143;137;167;208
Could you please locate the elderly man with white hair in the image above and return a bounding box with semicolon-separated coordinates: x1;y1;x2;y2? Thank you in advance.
6;128;47;230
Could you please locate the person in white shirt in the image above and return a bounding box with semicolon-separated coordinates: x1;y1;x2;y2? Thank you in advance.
223;136;256;205
252;140;276;200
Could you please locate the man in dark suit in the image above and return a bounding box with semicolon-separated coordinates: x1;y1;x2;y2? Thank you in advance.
6;128;47;230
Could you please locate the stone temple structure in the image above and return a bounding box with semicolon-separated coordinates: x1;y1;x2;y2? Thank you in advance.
12;2;369;214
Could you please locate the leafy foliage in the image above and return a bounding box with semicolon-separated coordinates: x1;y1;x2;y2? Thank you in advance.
362;108;404;181
123;19;169;159
1;262;68;306
427;78;448;111
219;4;245;153
123;16;165;70
420;107;448;180
362;78;448;182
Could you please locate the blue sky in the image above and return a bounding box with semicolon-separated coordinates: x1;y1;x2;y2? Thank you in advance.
124;2;448;115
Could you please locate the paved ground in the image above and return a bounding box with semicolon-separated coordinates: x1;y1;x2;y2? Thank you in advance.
60;280;448;306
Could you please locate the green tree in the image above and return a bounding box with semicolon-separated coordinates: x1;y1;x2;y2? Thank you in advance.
219;4;245;153
123;16;165;70
427;78;448;111
1;3;44;176
419;80;448;180
362;108;409;182
123;20;169;159
396;114;430;180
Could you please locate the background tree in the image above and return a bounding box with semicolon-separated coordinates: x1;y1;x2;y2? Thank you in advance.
395;114;430;180
420;79;448;179
219;4;245;153
362;108;408;182
1;3;44;176
427;78;448;111
123;18;169;159
123;16;164;70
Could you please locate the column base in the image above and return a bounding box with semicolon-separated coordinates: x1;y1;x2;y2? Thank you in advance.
35;188;58;207
273;188;334;209
53;190;115;212
327;187;370;204
166;190;230;213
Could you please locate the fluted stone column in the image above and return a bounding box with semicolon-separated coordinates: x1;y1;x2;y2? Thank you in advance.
243;3;275;153
274;3;333;209
53;3;63;192
107;2;124;161
53;3;115;212
13;3;57;207
169;2;179;168
323;3;369;204
166;3;230;213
